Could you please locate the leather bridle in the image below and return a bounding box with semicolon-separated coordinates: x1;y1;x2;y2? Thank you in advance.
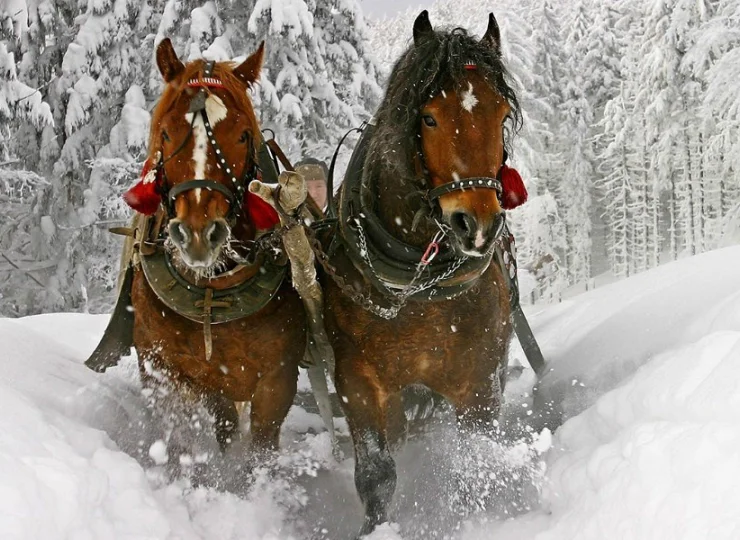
153;61;258;223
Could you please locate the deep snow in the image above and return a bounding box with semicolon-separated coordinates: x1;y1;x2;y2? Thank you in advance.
2;246;740;539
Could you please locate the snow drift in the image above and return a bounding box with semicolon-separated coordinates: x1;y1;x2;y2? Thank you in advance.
2;246;740;539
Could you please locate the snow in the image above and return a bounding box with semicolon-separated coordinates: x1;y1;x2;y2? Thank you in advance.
3;246;740;539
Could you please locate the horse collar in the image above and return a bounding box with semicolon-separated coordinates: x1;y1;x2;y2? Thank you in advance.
139;246;286;325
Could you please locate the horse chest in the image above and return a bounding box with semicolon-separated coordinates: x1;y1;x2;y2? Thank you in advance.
327;264;510;390
130;271;305;399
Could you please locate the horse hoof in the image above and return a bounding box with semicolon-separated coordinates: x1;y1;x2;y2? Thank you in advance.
356;517;387;539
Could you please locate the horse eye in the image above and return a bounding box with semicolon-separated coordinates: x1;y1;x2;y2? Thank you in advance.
162;130;170;142
239;131;250;143
422;115;437;128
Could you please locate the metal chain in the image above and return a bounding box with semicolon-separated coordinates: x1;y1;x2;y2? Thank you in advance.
354;217;468;301
307;219;470;320
306;224;399;319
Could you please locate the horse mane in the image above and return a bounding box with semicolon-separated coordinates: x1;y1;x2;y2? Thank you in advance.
147;60;261;163
365;27;521;196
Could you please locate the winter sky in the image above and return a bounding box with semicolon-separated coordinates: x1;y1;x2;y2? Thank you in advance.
359;0;433;18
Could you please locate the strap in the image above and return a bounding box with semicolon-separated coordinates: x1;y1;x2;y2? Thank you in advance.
511;304;546;376
327;123;366;219
494;227;546;376
168;179;236;206
427;177;502;202
202;288;214;362
265;139;295;172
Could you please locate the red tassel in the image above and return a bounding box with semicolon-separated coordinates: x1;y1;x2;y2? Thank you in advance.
122;159;162;215
499;164;528;210
245;191;280;230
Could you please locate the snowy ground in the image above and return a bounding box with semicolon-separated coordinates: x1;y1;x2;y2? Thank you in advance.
2;246;740;540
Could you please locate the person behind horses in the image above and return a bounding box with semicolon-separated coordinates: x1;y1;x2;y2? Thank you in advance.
295;157;329;211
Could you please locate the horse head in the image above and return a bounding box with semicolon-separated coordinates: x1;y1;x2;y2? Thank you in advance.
145;39;271;273
371;11;520;258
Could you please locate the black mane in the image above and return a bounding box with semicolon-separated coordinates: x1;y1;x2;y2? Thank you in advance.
365;27;521;195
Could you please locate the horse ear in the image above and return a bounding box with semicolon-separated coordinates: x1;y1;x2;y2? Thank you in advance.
234;41;265;86
413;10;434;45
156;38;184;82
481;13;501;50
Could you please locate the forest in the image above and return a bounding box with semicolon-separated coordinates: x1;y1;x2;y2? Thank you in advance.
1;0;739;315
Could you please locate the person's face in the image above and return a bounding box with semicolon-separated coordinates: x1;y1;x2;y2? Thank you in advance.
307;179;327;208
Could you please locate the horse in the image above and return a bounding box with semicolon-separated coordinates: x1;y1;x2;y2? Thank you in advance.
119;39;308;473
321;11;520;536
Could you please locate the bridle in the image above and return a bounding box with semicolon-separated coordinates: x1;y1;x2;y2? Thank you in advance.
326;62;507;229
152;61;258;223
415;143;506;227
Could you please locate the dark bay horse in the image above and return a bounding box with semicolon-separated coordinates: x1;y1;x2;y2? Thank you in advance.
125;39;306;467
322;11;520;535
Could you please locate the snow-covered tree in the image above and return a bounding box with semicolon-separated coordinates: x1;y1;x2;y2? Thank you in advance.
557;0;594;284
217;0;381;162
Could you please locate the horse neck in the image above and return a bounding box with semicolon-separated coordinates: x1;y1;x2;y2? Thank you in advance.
371;156;440;248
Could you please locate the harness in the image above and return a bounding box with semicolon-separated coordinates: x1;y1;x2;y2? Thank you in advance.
318;117;508;319
123;62;288;359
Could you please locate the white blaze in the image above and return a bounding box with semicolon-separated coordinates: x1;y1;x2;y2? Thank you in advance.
184;94;228;202
461;81;478;112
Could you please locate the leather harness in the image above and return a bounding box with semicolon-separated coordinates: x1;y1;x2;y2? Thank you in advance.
134;62;287;358
332;120;504;303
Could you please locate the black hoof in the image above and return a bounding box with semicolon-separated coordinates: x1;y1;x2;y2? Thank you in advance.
356;516;385;539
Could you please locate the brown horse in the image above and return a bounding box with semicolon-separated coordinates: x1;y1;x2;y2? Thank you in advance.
127;39;306;470
322;11;520;536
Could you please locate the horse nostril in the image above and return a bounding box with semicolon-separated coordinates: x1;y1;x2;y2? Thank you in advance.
450;211;477;239
206;220;229;249
168;221;190;247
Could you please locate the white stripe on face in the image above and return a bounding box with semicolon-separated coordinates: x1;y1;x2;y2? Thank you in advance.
184;94;228;202
461;81;478;112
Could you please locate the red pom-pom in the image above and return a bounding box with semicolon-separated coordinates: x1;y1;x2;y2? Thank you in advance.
245;191;280;230
499;164;528;210
122;160;162;215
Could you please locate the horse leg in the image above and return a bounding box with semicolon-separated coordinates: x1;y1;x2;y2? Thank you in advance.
248;365;297;455
451;367;505;434
385;391;407;451
204;391;239;453
337;366;396;537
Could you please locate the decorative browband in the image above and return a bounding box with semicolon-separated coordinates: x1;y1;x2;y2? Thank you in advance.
187;77;225;89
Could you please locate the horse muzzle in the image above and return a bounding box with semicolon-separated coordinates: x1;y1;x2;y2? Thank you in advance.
447;210;505;258
168;218;230;269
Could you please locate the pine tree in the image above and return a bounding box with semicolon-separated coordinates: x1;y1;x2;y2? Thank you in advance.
558;0;594;285
510;192;568;303
220;0;378;162
597;90;636;277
